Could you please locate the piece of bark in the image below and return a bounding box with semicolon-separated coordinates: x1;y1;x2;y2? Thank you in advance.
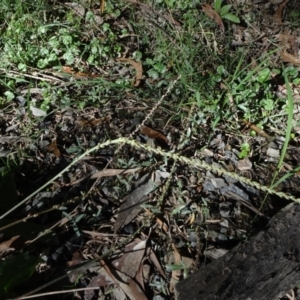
175;203;300;300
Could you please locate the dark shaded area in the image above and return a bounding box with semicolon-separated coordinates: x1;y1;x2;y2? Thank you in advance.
175;202;300;300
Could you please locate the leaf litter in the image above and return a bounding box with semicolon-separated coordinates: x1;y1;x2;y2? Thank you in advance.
2;0;300;299
115;170;170;233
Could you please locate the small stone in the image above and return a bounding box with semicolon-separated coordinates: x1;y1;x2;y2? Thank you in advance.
211;178;227;189
267;147;280;158
236;158;252;171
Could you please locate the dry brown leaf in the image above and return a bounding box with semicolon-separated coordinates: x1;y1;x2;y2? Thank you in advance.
280;51;300;66
117;58;143;86
202;4;224;33
114;173;158;233
70;167;141;186
0;235;23;256
126;277;147;300
135;260;145;290
140;125;169;145
48;139;61;157
99;259;120;287
148;248;167;279
276;32;300;65
84;267;126;300
276;32;290;48
84;274;112;300
90;168;141;180
114;171;169;233
95;266;147;300
61;66;100;78
250;57;258;70
273;0;288;24
112;239;146;278
289;35;299;56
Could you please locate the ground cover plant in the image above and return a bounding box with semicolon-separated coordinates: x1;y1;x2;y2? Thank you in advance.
1;0;300;299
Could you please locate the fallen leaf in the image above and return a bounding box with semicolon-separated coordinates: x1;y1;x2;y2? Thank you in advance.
276;32;290;48
112;239;146;278
202;4;224;33
114;173;158;233
61;66;100;78
125;276;147;300
70;168;141;186
114;171;169;233
276;32;300;65
140;125;169;145
148;248;167;279
84;274;110;300
0;235;23;256
91;168;141;179
117;58;143;86
280;51;300;66
135;260;144;290
48;138;61;157
273;0;288;24
88;264;147;300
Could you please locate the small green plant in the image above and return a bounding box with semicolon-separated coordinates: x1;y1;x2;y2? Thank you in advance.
239;142;250;159
213;0;240;23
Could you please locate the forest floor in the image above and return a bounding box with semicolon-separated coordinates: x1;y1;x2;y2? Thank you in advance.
1;0;300;299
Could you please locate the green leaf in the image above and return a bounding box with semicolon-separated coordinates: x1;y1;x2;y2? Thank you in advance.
220;4;232;16
223;13;240;23
257;68;271;83
165;264;185;272
214;0;222;12
239;143;250;159
0;253;41;297
217;65;225;75
4;91;14;101
260;99;274;110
